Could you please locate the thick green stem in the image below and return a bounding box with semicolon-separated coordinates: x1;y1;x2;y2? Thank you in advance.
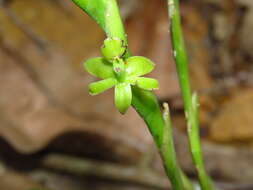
71;0;130;58
167;0;215;189
71;0;193;189
131;87;194;190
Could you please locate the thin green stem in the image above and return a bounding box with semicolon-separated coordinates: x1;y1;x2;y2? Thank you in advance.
71;0;194;189
167;0;215;190
162;103;194;190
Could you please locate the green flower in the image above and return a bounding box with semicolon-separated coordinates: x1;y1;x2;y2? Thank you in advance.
84;38;159;114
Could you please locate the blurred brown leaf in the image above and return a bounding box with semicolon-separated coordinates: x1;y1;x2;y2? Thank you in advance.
210;89;253;142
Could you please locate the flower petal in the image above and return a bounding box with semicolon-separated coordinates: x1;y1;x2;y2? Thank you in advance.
89;78;117;95
125;56;155;77
136;77;159;90
115;83;132;114
84;57;114;79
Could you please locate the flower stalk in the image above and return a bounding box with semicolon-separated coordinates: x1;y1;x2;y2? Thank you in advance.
167;0;216;189
162;103;194;190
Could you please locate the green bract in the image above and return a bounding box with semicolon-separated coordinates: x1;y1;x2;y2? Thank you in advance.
101;37;126;60
84;38;159;114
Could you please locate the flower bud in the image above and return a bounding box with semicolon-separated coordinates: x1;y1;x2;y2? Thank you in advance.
101;37;126;60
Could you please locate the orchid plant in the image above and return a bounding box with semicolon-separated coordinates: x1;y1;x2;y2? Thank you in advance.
70;0;216;190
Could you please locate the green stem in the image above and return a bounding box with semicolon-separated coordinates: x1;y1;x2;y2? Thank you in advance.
71;0;130;58
71;0;193;189
162;103;194;190
131;88;194;190
167;0;215;189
